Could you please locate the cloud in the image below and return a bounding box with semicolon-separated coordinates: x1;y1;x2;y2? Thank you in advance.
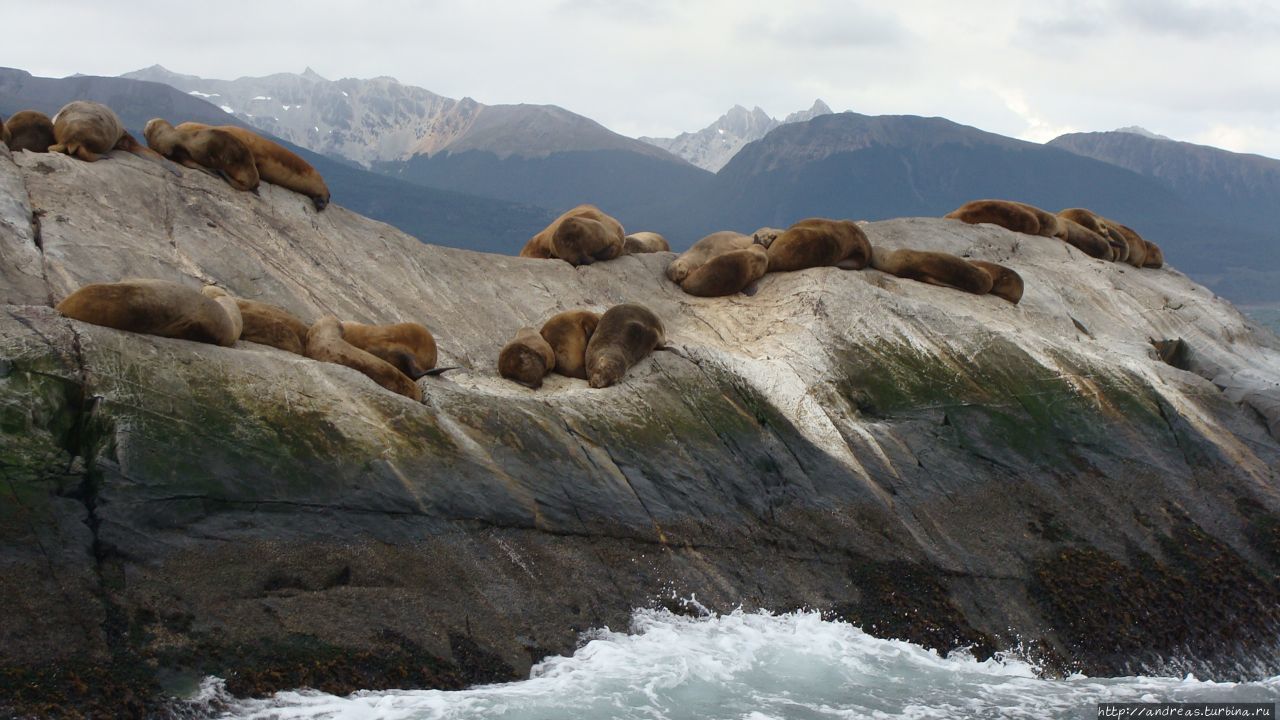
1113;0;1280;38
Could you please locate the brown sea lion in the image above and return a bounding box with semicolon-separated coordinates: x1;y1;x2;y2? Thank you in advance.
1008;201;1066;239
1058;208;1127;262
968;260;1025;304
540;310;600;380
144;119;259;192
498;326;557;388
766;217;871;272
56;279;241;347
869;248;994;295
177;122;329;210
305;316;421;401
340;321;438;380
945;200;1041;236
230;296;310;354
521;205;625;265
1141;240;1164;269
49;101;171;170
1102;219;1150;267
3;110;55;153
1057;217;1114;260
623;231;670;254
666;231;755;284
585;304;665;389
680;245;770;297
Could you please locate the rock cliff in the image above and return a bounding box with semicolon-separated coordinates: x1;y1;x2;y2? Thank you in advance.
3;146;1280;716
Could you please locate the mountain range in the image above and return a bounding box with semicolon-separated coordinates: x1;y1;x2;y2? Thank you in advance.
4;65;1279;307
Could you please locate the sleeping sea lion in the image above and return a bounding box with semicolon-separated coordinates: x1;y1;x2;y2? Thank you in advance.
498;326;557;388
521;205;625;265
49;101;172;171
869;248;994;295
305;316;421;400
968;260;1025;304
340;321;438;380
765;217;871;272
540;310;600;380
3;110;55;153
1057;217;1114;260
945;200;1041;236
584;304;665;389
177;122;329;209
144;118;259;192
55;279;241;347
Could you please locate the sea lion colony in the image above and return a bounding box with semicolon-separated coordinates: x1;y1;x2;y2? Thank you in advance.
7;98;1167;399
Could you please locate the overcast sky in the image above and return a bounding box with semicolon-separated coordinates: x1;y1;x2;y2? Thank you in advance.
7;0;1279;158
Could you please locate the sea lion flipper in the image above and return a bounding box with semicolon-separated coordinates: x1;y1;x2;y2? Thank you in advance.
740;281;760;296
423;366;460;376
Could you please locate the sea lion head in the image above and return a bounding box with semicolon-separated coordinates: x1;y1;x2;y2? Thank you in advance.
587;353;625;389
312;193;330;211
666;256;690;283
143;118;170;144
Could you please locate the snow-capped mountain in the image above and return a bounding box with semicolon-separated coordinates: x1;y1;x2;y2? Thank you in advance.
120;65;678;168
640;100;833;172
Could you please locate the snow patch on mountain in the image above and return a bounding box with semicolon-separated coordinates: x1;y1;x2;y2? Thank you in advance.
641;100;833;172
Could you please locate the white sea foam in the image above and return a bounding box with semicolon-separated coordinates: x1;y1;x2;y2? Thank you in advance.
211;609;1280;720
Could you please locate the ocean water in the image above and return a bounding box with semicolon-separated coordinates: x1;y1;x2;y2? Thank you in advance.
207;608;1280;720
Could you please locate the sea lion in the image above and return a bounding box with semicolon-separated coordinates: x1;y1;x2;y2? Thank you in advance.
498;326;557;389
144;119;259;192
623;231;670;254
49;101;170;169
1058;208;1127;262
585;304;665;389
176;122;329;210
1102;219;1150;268
680;245;770;297
3;110;54;153
540;310;600;380
1141;240;1164;269
968;260;1025;304
1057;217;1114;260
945;200;1041;236
666;231;755;284
56;279;241;347
305;316;421;401
227;295;310;354
765;217;871;272
869;247;994;295
1008;201;1066;239
521;205;625;265
340;321;438;380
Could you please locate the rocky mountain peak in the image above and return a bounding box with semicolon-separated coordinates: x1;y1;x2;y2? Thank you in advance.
1114;126;1172;140
641;99;834;172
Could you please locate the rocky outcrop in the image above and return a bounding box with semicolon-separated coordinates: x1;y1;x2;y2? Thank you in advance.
3;146;1280;716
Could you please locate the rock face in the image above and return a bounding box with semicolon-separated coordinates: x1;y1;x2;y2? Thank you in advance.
3;146;1280;716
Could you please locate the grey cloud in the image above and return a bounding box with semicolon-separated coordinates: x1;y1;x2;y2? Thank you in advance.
1114;0;1280;37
